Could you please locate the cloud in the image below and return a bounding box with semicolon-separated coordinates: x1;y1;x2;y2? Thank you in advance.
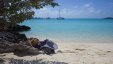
34;7;58;18
34;3;101;18
61;3;101;18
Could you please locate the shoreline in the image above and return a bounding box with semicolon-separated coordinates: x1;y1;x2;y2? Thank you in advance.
25;34;113;43
1;42;113;64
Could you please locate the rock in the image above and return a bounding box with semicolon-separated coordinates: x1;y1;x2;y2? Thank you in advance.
0;41;40;54
12;32;27;42
12;44;29;52
27;47;39;54
0;58;4;64
0;40;14;53
0;31;40;55
27;38;40;46
12;43;40;54
0;31;16;43
0;21;31;32
13;25;31;32
0;31;27;43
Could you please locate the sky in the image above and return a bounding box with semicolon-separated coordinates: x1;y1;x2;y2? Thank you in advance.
34;0;113;18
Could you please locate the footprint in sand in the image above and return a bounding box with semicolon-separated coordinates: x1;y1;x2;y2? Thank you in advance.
75;48;86;51
57;48;86;54
95;50;112;56
57;50;76;53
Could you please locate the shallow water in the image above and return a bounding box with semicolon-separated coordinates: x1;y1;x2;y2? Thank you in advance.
21;19;113;43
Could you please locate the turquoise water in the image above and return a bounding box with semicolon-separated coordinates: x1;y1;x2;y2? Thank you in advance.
22;19;113;43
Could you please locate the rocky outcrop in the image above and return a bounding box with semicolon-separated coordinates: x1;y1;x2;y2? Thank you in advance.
12;43;39;54
0;31;40;54
0;42;14;53
0;31;27;43
0;31;58;55
12;25;31;32
0;21;31;32
0;58;4;64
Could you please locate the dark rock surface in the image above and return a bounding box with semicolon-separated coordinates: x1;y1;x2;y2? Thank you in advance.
0;58;4;64
12;25;31;32
0;31;57;55
0;31;39;55
0;31;27;43
0;22;31;32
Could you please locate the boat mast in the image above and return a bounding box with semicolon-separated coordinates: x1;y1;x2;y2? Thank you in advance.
59;7;61;18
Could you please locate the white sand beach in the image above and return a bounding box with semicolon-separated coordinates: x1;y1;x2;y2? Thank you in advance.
1;0;113;64
1;42;113;64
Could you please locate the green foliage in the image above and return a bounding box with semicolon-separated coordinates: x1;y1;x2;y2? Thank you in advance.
0;0;58;29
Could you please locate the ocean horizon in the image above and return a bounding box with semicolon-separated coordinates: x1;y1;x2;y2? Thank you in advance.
21;18;113;43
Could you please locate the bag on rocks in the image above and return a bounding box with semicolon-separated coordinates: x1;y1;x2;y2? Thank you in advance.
34;39;58;55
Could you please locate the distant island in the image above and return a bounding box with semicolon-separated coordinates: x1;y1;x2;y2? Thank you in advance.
104;17;113;19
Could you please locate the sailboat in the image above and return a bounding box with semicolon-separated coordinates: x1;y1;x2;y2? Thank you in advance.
46;13;51;19
57;8;64;20
46;17;50;19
